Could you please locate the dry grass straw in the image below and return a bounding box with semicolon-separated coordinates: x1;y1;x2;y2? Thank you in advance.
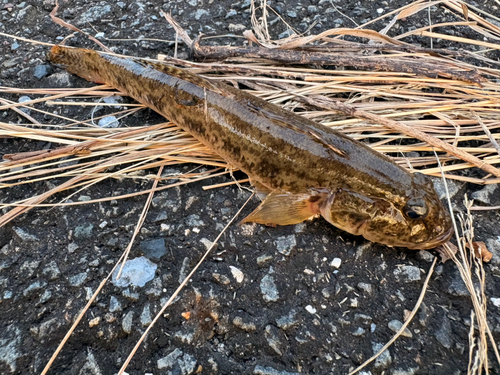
1;0;500;373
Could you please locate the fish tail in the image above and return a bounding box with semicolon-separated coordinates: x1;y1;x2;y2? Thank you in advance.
48;46;106;84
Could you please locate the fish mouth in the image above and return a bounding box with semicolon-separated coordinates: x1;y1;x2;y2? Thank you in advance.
406;225;454;250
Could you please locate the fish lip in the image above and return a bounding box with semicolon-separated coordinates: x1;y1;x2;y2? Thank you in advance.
406;225;454;250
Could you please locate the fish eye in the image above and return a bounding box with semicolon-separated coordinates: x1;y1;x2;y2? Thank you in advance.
403;198;428;220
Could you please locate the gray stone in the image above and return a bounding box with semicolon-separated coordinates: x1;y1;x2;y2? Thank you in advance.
23;281;47;296
279;29;294;39
158;348;182;369
186;214;204;227
393;266;421;282
276;309;298;330
122;288;140;301
265;325;287;356
194;9;209;20
471;184;498;205
74;224;94;239
109;296;122;312
46;72;72;88
97;116;119;128
357;282;373;295
419;302;430;327
254;365;300;375
79;351;102;375
447;270;469;296
0;325;22;373
157;348;197;374
42;261;61;280
18;96;32;114
417;250;435;262
122;311;133;334
174;331;194;345
140;238;167;260
75;5;112;25
435;313;453;349
354;314;373;324
226;9;237;18
178;257;190;284
3;57;23;68
37;290;52;305
34;64;52;79
111;257;157;287
34;317;66;340
372;342;391;368
145;277;162;297
140;303;152;326
20;260;40;278
352;327;365;336
486;238;500;266
261;273;279;302
491;297;500;307
388;320;412;338
287;10;297;17
69;272;88;287
228;23;246;33
257;254;273;266
102;95;122;108
13;227;39;241
432;178;462;200
68;242;79;253
274;235;296;256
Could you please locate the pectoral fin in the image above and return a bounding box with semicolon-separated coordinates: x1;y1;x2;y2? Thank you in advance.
241;191;326;226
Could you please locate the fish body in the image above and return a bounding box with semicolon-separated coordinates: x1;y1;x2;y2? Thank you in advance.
48;46;452;249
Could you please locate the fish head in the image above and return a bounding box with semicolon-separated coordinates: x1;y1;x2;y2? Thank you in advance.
320;173;453;250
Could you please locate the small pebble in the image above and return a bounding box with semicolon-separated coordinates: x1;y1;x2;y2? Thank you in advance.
140;304;152;326
305;305;317;314
388;320;412;338
34;64;51;79
112;257;157;288
233;316;257;332
330;258;341;268
69;272;88;287
260;274;279;302
109;296;122;313
352;327;365;337
229;266;244;283
393;266;421;282
274;235;296;256
98;116;119;128
89;317;100;327
122;311;133;334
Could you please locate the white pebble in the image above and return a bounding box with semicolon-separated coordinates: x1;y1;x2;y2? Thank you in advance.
491;297;500;307
230;266;244;283
305;305;317;314
330;258;342;268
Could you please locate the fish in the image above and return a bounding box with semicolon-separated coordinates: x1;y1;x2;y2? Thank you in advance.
47;46;453;250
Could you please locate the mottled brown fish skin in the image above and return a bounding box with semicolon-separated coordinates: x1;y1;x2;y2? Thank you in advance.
48;46;452;249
